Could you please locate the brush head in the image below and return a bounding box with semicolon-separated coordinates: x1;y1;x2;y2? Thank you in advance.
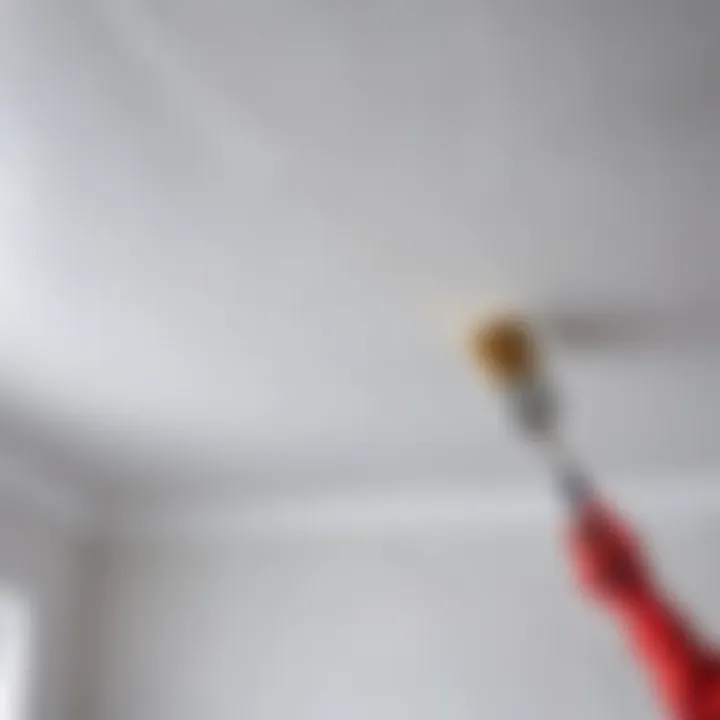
467;314;557;438
467;315;540;387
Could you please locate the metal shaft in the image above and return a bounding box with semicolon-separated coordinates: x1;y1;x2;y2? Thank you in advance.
508;373;593;511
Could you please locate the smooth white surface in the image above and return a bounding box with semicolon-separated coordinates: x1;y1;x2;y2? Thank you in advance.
88;511;720;720
0;0;718;489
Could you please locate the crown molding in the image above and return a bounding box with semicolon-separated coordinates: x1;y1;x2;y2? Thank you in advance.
99;471;720;542
0;457;95;535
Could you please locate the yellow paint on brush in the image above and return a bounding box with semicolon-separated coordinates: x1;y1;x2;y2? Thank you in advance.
466;315;539;387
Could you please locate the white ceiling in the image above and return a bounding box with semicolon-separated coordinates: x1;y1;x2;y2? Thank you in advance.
0;0;718;492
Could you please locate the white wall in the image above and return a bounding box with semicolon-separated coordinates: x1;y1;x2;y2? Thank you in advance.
0;478;89;720
86;491;720;720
